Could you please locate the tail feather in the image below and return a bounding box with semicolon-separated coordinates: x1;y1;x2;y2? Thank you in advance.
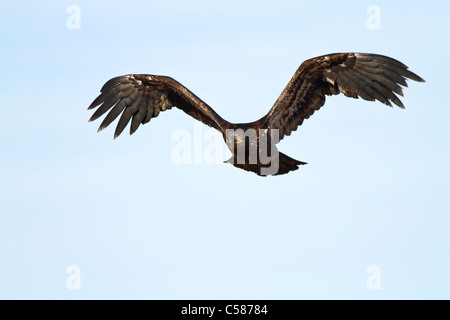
277;152;307;175
226;152;306;176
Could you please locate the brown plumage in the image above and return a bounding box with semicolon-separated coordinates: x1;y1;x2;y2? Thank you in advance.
87;52;424;176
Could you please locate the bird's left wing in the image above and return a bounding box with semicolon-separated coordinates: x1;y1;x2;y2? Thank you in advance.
259;53;424;141
88;74;225;138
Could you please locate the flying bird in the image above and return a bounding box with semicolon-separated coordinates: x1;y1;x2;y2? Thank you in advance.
87;52;424;176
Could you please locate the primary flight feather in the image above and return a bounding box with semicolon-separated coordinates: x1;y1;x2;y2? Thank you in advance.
88;52;424;176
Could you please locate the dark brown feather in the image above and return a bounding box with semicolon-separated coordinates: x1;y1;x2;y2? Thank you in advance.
259;52;424;140
88;74;226;138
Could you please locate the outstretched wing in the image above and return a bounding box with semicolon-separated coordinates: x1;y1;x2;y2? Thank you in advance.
88;75;225;138
260;53;424;140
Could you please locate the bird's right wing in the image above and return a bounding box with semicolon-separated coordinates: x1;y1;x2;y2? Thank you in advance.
88;75;226;138
260;53;424;141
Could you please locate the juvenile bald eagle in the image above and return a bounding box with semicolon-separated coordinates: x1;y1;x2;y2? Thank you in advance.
87;53;424;176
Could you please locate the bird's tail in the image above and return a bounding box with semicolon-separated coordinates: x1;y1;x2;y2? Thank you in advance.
225;152;306;176
277;152;307;175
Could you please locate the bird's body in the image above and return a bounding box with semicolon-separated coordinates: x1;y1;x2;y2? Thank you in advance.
88;52;424;176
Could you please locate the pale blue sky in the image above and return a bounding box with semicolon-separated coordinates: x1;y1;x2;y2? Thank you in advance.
1;1;449;299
